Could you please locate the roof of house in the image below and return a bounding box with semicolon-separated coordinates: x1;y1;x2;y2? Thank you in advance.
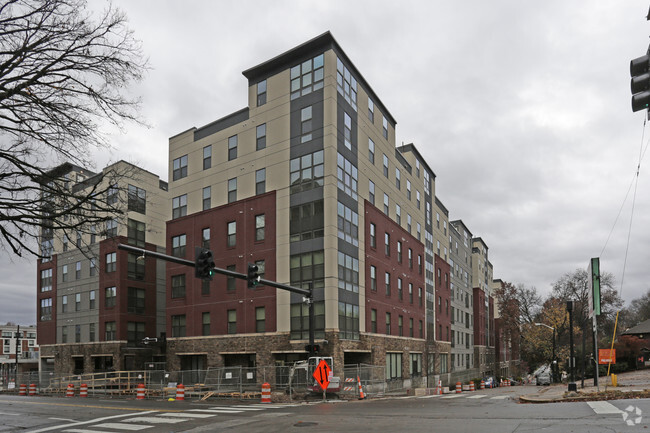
622;319;650;336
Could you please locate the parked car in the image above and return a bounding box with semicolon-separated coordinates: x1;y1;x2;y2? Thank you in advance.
483;376;495;388
536;372;551;386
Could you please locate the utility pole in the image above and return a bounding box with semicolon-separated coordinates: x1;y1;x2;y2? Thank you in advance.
14;325;20;383
567;301;577;392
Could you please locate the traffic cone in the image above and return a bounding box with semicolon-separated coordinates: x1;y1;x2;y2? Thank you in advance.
357;376;365;400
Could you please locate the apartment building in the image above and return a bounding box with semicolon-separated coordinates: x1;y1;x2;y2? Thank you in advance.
1;325;38;384
36;161;169;375
471;237;496;377
165;31;438;383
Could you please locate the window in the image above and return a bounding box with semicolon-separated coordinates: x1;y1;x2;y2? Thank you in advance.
409;318;414;338
201;279;210;296
75;293;81;311
128;185;146;214
384;232;390;256
90;257;96;276
397;278;403;301
387;352;402;379
227;309;237;334
255;214;265;241
228;135;238;160
409;283;413;304
382;116;388;139
416;190;421;209
173;155;188;180
128;287;145;314
419;320;423;338
368;138;375;163
41;268;52;292
338;302;359;340
76;231;82;248
369;223;376;248
396;204;401;225
398;315;403;336
300;106;313;143
227;221;236;247
253;123;267;152
408;248;413;268
383;154;389;177
343;112;352;150
290;300;325;340
171;315;186;337
337;202;359;246
63;234;69;251
127;322;145;343
89;290;96;309
225;177;237;203
105;286;116;308
61;295;68;312
202;228;210;249
202;312;210;336
337;252;359;293
385;312;391;335
171;274;186;298
171;234;186;257
172;194;187;219
203;145;211;170
290;150;324;193
40;298;52;320
336;57;357;110
89;323;95;341
368;97;374;122
291;53;324;100
61;325;67;343
385;272;391;296
256;168;266;195
370;265;377;291
416;159;420;177
371;309;377;333
257;79;267;106
127;253;145;280
406;180;411;200
226;264;236;291
417;223;421;241
368;180;375;205
105;219;117;238
127;219;145;247
256;307;265;333
397;241;402;263
395;168;401;190
255;259;265;280
410;353;422;376
336;153;358;199
202;186;211;210
407;214;412;233
90;225;96;244
107;184;118;205
290;200;324;242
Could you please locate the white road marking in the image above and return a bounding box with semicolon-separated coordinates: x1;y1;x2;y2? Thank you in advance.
466;394;487;399
29;411;158;433
92;423;152;431
121;416;188;424
194;409;244;414
210;406;264;411
441;394;464;399
490;396;509;400
64;429;122;433
417;394;441;399
157;412;215;418
588;401;623;414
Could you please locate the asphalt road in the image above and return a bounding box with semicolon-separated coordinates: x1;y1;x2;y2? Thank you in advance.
1;385;649;432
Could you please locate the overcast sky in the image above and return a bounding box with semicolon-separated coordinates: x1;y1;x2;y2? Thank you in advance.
2;0;650;325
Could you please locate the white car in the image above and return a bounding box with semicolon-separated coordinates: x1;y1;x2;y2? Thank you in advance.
536;372;551;386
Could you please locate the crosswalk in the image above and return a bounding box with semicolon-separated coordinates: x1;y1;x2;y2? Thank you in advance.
58;404;296;432
416;393;509;400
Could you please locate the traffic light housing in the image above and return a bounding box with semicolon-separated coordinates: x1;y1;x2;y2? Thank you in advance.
194;247;215;281
631;48;650;112
247;263;260;288
305;344;320;354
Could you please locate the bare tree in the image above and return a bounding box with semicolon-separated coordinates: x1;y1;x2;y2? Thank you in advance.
0;0;147;257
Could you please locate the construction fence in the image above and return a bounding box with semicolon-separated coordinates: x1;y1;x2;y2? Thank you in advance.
1;364;422;400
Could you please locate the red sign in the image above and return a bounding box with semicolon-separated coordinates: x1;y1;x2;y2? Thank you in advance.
313;359;331;391
598;348;616;365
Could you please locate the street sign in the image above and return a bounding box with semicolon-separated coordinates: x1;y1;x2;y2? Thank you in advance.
599;348;616;365
313;359;331;391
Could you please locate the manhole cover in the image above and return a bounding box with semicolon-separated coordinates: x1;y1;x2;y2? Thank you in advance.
293;422;318;427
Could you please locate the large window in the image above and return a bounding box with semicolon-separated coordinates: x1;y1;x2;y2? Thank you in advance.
75;293;81;311
128;287;145;314
227;221;236;247
173;155;188;181
127;219;145;247
228;177;237;203
382;116;388;139
127;322;145;343
255;214;265;241
256;168;266;195
300;106;313;143
105;252;116;273
128;185;146;214
337;153;358;200
290;301;325;340
369;180;375;205
290;150;324;193
105;286;116;308
256;124;266;150
40;268;52;292
171;315;186;337
338;302;359;340
89;290;96;309
370;265;377;291
172;194;187;219
171;274;186;298
410;353;422;376
203;145;211;170
105;219;117;237
385;272;391;296
227;309;237;334
337;202;359;246
40;298;52;320
256;307;265;333
343;112;352;150
383;154;389;177
171;234;186;257
107;184;118;205
61;294;68;312
257;79;266;106
228;135;237;161
127;253;145;280
387;353;402;380
289;200;324;242
336;57;357;110
337;252;359;293
105;321;116;340
290;53;324;100
75;261;81;279
202;186;211;210
368;98;374;123
61;264;68;282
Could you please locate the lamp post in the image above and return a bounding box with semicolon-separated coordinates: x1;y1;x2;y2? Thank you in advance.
567;301;577;392
534;323;556;383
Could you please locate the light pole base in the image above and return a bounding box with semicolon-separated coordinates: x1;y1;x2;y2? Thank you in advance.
568;382;577;392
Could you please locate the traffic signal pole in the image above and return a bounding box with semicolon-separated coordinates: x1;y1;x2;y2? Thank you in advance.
117;244;317;356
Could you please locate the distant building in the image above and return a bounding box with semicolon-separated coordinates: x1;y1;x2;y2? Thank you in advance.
0;324;38;384
36;161;169;375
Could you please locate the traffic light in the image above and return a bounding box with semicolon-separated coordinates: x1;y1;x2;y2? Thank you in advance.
247;263;260;288
194;247;215;281
305;344;320;354
631;47;650;112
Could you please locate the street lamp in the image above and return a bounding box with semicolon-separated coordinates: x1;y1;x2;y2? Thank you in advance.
534;323;556;383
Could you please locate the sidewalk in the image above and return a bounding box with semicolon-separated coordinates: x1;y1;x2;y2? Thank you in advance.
520;369;650;403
